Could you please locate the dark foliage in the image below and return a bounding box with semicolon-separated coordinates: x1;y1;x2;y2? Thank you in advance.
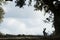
5;0;13;1
0;7;5;23
0;34;60;40
28;0;32;6
15;0;26;8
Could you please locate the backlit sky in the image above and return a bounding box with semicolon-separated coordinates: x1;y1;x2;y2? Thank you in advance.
0;0;55;35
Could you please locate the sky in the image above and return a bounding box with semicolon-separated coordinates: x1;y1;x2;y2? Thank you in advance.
0;0;55;35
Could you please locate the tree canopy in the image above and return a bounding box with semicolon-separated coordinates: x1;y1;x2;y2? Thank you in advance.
15;0;60;13
0;7;5;23
0;0;5;23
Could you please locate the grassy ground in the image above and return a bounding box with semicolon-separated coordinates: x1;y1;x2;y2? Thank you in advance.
0;34;60;40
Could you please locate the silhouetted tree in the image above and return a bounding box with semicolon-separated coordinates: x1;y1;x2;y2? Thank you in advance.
15;0;60;36
15;0;26;8
0;7;5;23
5;0;13;1
28;0;32;6
0;0;6;23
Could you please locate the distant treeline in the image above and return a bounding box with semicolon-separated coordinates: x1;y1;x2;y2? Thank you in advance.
0;34;43;37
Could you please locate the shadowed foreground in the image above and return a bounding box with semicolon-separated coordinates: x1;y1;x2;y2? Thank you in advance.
0;37;60;40
0;34;60;40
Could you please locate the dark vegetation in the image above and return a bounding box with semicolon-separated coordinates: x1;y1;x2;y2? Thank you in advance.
0;7;5;23
0;33;60;40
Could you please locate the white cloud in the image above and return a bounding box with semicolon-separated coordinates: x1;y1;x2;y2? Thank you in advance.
0;28;11;34
0;18;55;35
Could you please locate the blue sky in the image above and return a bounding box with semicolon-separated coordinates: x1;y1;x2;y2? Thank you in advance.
0;0;55;35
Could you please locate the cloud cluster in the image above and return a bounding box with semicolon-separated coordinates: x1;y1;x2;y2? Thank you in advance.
0;18;55;35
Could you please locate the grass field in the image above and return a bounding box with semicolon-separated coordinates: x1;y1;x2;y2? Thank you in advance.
0;34;60;40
